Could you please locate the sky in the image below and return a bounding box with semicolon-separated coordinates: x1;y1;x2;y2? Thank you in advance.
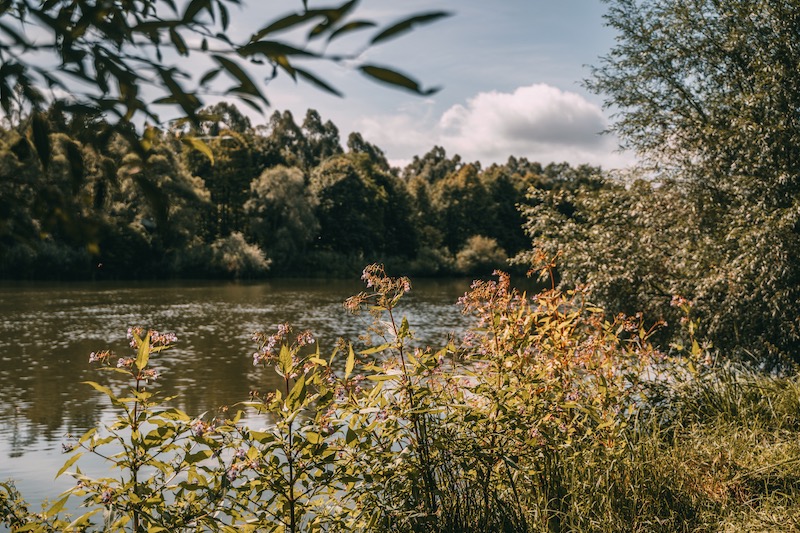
222;0;636;170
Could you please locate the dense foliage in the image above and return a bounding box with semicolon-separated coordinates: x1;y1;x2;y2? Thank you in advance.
0;1;446;124
7;266;800;532
0;103;594;279
518;0;800;366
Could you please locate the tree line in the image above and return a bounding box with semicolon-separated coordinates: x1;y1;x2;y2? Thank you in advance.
0;102;600;280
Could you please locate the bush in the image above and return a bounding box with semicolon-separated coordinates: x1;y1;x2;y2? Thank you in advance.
455;235;507;275
208;231;271;278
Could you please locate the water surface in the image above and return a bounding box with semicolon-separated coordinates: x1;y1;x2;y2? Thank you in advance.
0;277;473;510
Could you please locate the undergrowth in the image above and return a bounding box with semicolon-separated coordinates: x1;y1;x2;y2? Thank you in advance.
3;262;800;532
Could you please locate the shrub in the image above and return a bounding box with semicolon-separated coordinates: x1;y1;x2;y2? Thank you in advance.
208;231;271;278
455;235;507;275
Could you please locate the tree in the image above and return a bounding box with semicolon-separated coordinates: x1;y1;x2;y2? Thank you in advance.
571;0;800;364
245;165;319;271
591;0;800;199
310;153;416;257
302;109;343;168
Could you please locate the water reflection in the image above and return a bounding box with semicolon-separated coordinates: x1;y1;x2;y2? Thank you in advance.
0;277;473;506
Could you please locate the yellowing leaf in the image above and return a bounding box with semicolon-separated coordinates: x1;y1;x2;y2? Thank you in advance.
181;136;215;165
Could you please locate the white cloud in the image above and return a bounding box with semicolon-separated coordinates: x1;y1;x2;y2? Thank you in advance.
354;83;636;170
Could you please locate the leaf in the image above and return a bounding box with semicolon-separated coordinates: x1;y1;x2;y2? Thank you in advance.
83;381;117;402
213;54;268;105
295;67;343;97
237;40;316;59
286;374;307;408
359;64;439;95
56;453;83;479
136;330;151;371
169;28;188;56
345;343;355;379
181;135;215;165
359;343;390;355
305;431;322;444
44;493;70;517
327;20;376;42
366;374;396;381
251;11;326;41
183;0;211;22
30;111;51;170
371;11;451;45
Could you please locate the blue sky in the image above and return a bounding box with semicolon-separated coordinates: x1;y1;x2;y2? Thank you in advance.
225;0;635;169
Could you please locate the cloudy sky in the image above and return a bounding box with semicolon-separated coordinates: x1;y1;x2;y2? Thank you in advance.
216;0;635;169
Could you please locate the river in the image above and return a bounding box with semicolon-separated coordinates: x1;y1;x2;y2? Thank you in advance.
0;277;475;513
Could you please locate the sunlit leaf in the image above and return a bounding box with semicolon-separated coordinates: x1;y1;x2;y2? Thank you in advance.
44;493;70;517
345;343;355;379
56;453;83;479
136;330;151;371
181;135;215;165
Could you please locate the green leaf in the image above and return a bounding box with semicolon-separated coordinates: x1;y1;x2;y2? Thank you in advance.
359;64;439;95
56;453;83;479
371;11;451;45
286;374;307;408
83;381;117;402
345;344;355;379
136;330;151;371
183;0;211;22
237;40;316;59
305;431;323;444
213;54;268;105
251;11;326;41
44;493;70;517
366;373;397;381
181;135;215;165
359;343;390;355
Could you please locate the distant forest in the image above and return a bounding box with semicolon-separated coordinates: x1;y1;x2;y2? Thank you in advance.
0;102;600;280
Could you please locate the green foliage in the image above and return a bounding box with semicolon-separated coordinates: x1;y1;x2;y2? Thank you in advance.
569;0;800;365
245;165;319;272
0;1;447;128
11;263;800;531
454;235;507;275
207;231;271;279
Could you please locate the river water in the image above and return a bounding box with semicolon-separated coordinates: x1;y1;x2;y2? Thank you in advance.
0;277;475;512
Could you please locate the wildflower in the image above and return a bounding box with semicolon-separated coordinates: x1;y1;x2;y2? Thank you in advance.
117;358;134;369
101;488;113;504
296;330;314;347
192;420;210;438
88;350;112;364
226;464;241;482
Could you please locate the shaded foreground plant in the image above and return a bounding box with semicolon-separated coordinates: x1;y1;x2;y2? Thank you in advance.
9;263;800;532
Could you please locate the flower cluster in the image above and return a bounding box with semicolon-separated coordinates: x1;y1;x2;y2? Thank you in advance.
89;350;113;364
126;326;178;348
345;264;411;314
